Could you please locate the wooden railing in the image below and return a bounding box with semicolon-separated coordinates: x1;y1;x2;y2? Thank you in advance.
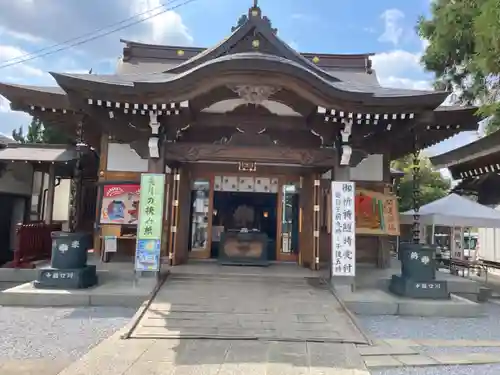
3;222;62;268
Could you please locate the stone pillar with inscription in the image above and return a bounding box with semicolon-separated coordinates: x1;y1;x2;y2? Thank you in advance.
389;130;449;299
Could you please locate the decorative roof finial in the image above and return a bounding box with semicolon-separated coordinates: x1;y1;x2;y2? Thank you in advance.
253;0;258;7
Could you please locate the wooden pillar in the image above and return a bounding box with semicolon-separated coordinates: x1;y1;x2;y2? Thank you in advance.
319;171;332;276
377;153;392;269
168;167;181;265
299;174;314;268
174;167;190;265
44;164;56;224
312;173;321;270
69;121;84;232
94;133;108;255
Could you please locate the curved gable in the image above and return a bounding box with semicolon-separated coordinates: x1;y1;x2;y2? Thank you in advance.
165;5;341;83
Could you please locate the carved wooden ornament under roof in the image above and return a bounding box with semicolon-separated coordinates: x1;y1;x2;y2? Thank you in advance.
229;85;281;105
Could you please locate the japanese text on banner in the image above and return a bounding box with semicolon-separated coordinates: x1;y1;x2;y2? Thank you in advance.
138;174;165;239
135;173;165;272
331;181;356;277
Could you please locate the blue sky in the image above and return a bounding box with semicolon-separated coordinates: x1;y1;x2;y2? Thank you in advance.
0;0;481;160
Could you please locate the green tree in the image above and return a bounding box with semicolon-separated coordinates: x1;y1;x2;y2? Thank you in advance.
417;0;500;134
12;117;70;144
392;155;451;212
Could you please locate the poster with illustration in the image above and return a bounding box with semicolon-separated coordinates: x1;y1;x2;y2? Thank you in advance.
100;184;141;225
355;188;400;236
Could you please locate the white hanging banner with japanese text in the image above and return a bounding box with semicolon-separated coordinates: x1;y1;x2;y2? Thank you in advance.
331;181;356;277
451;226;464;259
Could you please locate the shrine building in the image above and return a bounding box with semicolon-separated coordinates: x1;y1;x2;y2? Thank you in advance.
431;130;500;206
0;4;480;271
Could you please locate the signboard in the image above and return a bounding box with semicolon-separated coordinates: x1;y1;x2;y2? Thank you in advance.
135;174;165;272
355;189;400;236
100;184;140;225
451;226;464;259
331;181;356;277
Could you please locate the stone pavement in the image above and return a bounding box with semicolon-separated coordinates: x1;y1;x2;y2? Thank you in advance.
0;358;70;375
359;339;500;369
131;274;368;343
57;331;370;375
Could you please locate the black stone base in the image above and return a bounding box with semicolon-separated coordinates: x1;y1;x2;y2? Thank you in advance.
33;265;98;290
389;275;449;299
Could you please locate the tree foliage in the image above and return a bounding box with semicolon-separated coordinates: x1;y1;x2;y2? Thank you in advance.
418;0;500;134
12;117;70;144
391;155;451;212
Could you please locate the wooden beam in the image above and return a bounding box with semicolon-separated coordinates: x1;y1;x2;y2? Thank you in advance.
163;142;337;167
190;112;307;130
357;111;434;154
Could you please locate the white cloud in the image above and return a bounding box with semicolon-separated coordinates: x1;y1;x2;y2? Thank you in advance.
288;41;299;51
131;0;194;46
0;27;44;44
371;49;432;90
371;50;421;78
0;44;25;61
0;44;47;79
0;0;195;135
379;76;432;90
378;9;405;46
0;0;194;59
0;96;10;112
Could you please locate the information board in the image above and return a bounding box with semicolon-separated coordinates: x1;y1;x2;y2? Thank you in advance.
331;181;356;277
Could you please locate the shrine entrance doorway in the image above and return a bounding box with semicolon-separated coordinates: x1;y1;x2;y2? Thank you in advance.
185;171;302;264
210;191;278;260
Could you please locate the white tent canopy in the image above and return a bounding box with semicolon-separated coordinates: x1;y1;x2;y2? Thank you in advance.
400;194;500;228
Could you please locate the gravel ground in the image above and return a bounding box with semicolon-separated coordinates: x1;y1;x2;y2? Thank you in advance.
358;303;500;341
371;364;500;375
0;306;136;360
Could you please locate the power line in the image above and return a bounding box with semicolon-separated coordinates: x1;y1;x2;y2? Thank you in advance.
0;1;175;66
0;0;198;70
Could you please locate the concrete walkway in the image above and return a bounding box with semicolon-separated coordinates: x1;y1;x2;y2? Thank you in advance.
57;331;370;375
130;273;368;343
359;339;500;369
0;358;70;375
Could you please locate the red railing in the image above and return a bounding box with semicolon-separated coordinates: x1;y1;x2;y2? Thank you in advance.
3;222;62;268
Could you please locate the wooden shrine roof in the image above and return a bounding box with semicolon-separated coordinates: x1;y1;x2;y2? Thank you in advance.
0;143;98;177
47;52;448;108
0;3;483;158
430;129;500;180
0;143;82;163
120;38;375;72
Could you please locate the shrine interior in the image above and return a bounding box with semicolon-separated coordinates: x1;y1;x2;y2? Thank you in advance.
209;191;278;260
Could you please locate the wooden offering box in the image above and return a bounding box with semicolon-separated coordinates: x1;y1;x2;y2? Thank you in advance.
218;230;269;266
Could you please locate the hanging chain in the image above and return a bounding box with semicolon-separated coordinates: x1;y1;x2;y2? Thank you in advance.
412;129;421;244
69;121;84;232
